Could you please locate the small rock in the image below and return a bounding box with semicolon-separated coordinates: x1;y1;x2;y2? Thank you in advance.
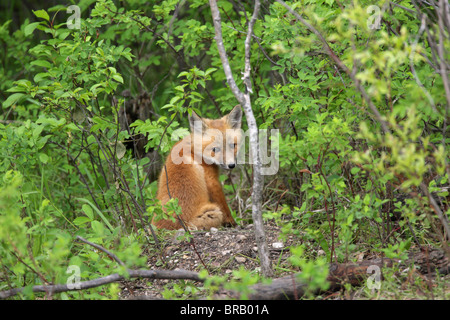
235;256;246;263
317;249;325;256
236;235;247;241
272;242;284;249
222;250;232;256
210;227;218;234
252;246;258;251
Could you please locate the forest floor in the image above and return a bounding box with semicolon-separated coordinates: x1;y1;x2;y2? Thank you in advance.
119;221;297;299
118;221;450;300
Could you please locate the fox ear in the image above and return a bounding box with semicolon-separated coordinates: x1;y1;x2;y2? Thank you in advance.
226;105;242;129
189;110;207;133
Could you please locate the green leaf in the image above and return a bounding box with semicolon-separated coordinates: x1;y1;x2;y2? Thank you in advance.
73;216;92;226
170;96;181;105
24;22;41;36
34;72;50;83
82;204;94;220
115;141;126;159
171;127;189;141
31;60;52;69
350;167;361;175
205;67;217;76
39;153;49;164
3;93;25;108
111;74;123;83
76;198;113;230
33;10;50;21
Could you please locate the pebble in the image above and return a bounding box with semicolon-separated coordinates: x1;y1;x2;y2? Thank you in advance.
210;227;218;234
272;242;284;249
235;256;246;263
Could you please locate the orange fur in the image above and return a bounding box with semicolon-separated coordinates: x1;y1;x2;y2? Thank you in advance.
153;105;242;230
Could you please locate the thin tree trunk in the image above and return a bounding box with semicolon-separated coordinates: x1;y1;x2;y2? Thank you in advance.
208;0;273;277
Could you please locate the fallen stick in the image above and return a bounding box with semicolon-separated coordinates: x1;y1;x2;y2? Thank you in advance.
0;269;202;299
218;258;397;300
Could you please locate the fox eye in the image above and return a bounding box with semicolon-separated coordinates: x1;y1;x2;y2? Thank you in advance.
212;147;220;153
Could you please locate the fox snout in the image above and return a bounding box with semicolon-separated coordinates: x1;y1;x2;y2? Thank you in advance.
221;162;236;170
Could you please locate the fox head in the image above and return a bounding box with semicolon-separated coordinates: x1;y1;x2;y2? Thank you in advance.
189;105;242;170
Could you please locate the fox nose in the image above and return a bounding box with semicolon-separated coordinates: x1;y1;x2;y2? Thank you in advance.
227;163;235;169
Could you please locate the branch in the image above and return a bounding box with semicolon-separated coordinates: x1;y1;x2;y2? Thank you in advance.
420;182;450;241
76;236;125;267
242;1;260;94
209;0;245;104
0;269;202;299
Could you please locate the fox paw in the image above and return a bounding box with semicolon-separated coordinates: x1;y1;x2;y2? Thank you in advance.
191;204;224;230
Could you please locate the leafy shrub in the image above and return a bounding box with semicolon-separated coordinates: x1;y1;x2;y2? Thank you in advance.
0;0;448;299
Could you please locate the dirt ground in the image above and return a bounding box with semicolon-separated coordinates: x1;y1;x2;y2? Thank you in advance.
118;221;450;300
119;221;299;299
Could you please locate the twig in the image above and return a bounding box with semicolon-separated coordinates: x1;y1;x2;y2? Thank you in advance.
275;189;288;212
76;236;125;267
0;269;202;299
420;182;450;242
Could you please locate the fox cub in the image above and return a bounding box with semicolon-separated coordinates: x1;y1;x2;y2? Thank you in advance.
153;105;242;230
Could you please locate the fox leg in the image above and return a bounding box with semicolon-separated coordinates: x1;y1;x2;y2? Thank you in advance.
201;167;237;227
189;203;224;230
206;181;237;227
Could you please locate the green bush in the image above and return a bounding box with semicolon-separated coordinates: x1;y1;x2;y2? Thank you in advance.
0;0;448;299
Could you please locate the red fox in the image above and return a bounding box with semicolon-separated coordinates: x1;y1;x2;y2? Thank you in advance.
153;105;242;230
